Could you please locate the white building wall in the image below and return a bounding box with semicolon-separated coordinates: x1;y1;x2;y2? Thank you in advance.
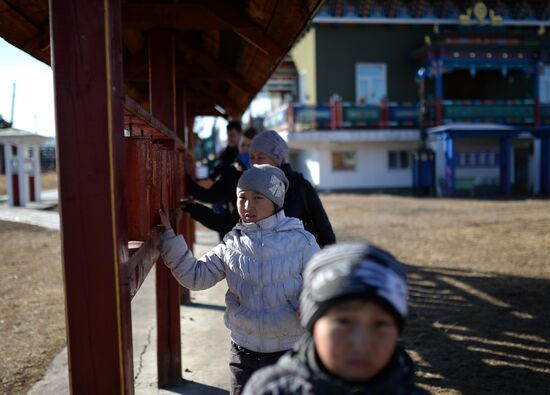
293;150;321;185
293;141;417;191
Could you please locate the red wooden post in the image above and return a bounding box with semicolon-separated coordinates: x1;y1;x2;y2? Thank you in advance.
12;174;19;206
50;0;134;393
149;29;183;387
29;175;36;201
126;136;152;240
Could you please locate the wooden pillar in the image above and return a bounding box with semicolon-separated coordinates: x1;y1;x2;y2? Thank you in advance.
435;57;443;125
534;59;542;126
176;84;186;143
50;1;133;393
149;30;182;387
176;83;192;305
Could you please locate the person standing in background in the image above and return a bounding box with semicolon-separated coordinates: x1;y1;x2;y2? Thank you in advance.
248;130;336;248
182;127;258;236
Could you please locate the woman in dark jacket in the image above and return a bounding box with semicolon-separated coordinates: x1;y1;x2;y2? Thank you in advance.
185;129;336;247
248;130;335;247
183;128;258;236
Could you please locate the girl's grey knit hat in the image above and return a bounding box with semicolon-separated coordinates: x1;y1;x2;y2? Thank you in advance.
236;164;289;209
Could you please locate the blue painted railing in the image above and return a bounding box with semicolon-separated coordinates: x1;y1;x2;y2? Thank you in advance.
263;100;548;131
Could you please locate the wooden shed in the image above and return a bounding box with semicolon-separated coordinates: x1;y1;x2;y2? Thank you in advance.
0;1;324;393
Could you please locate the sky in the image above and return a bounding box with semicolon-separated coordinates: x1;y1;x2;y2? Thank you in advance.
0;37;271;141
0;38;56;137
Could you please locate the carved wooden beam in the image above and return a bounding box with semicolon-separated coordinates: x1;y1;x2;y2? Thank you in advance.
121;2;282;55
185;85;241;114
201;0;284;56
122;3;241;30
176;38;256;94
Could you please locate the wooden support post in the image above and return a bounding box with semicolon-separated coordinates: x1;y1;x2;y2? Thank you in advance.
175;84;192;305
149;29;182;387
50;0;133;393
435;58;443;125
534;60;542;126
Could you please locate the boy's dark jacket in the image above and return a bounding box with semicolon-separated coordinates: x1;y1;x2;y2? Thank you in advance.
243;335;430;395
186;163;336;247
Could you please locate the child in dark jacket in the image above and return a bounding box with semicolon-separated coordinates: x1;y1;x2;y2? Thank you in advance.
243;242;430;395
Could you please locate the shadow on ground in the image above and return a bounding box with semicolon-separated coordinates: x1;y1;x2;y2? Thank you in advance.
163;380;228;395
402;264;550;395
185;302;226;312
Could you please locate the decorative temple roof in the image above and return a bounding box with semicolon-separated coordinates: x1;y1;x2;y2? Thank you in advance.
314;0;550;26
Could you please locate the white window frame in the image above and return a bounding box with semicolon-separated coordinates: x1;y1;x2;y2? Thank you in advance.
388;150;410;170
355;63;387;104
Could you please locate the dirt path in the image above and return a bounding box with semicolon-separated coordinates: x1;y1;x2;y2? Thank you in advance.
1;194;549;394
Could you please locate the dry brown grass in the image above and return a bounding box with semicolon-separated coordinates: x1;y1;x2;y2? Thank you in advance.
1;194;549;394
0;172;58;196
322;194;550;394
0;221;64;395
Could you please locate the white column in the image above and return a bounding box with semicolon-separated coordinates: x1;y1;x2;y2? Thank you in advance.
33;144;42;202
17;143;27;206
3;143;13;206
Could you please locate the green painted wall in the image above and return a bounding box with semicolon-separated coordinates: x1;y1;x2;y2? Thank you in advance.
314;26;431;104
290;29;317;105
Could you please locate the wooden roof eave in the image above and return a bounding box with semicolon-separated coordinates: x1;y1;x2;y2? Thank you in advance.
0;0;328;117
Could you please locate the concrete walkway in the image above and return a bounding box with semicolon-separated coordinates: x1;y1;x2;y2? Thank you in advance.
1;190;230;394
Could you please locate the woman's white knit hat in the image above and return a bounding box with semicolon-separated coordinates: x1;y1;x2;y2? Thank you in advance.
249;130;289;166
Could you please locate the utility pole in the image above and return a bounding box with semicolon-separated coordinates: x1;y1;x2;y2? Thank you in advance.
10;82;16;127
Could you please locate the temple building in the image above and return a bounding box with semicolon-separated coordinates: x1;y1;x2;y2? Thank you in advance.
263;0;550;197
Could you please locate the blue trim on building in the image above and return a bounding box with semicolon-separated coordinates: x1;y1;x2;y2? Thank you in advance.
429;124;550;197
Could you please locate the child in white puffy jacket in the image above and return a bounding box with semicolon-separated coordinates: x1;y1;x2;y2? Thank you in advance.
158;164;320;395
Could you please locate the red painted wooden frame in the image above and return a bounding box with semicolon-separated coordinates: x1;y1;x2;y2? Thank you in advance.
51;2;192;392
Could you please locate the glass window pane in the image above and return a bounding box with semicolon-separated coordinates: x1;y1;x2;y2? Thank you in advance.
356;63;386;104
371;78;386;102
332;151;356;171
